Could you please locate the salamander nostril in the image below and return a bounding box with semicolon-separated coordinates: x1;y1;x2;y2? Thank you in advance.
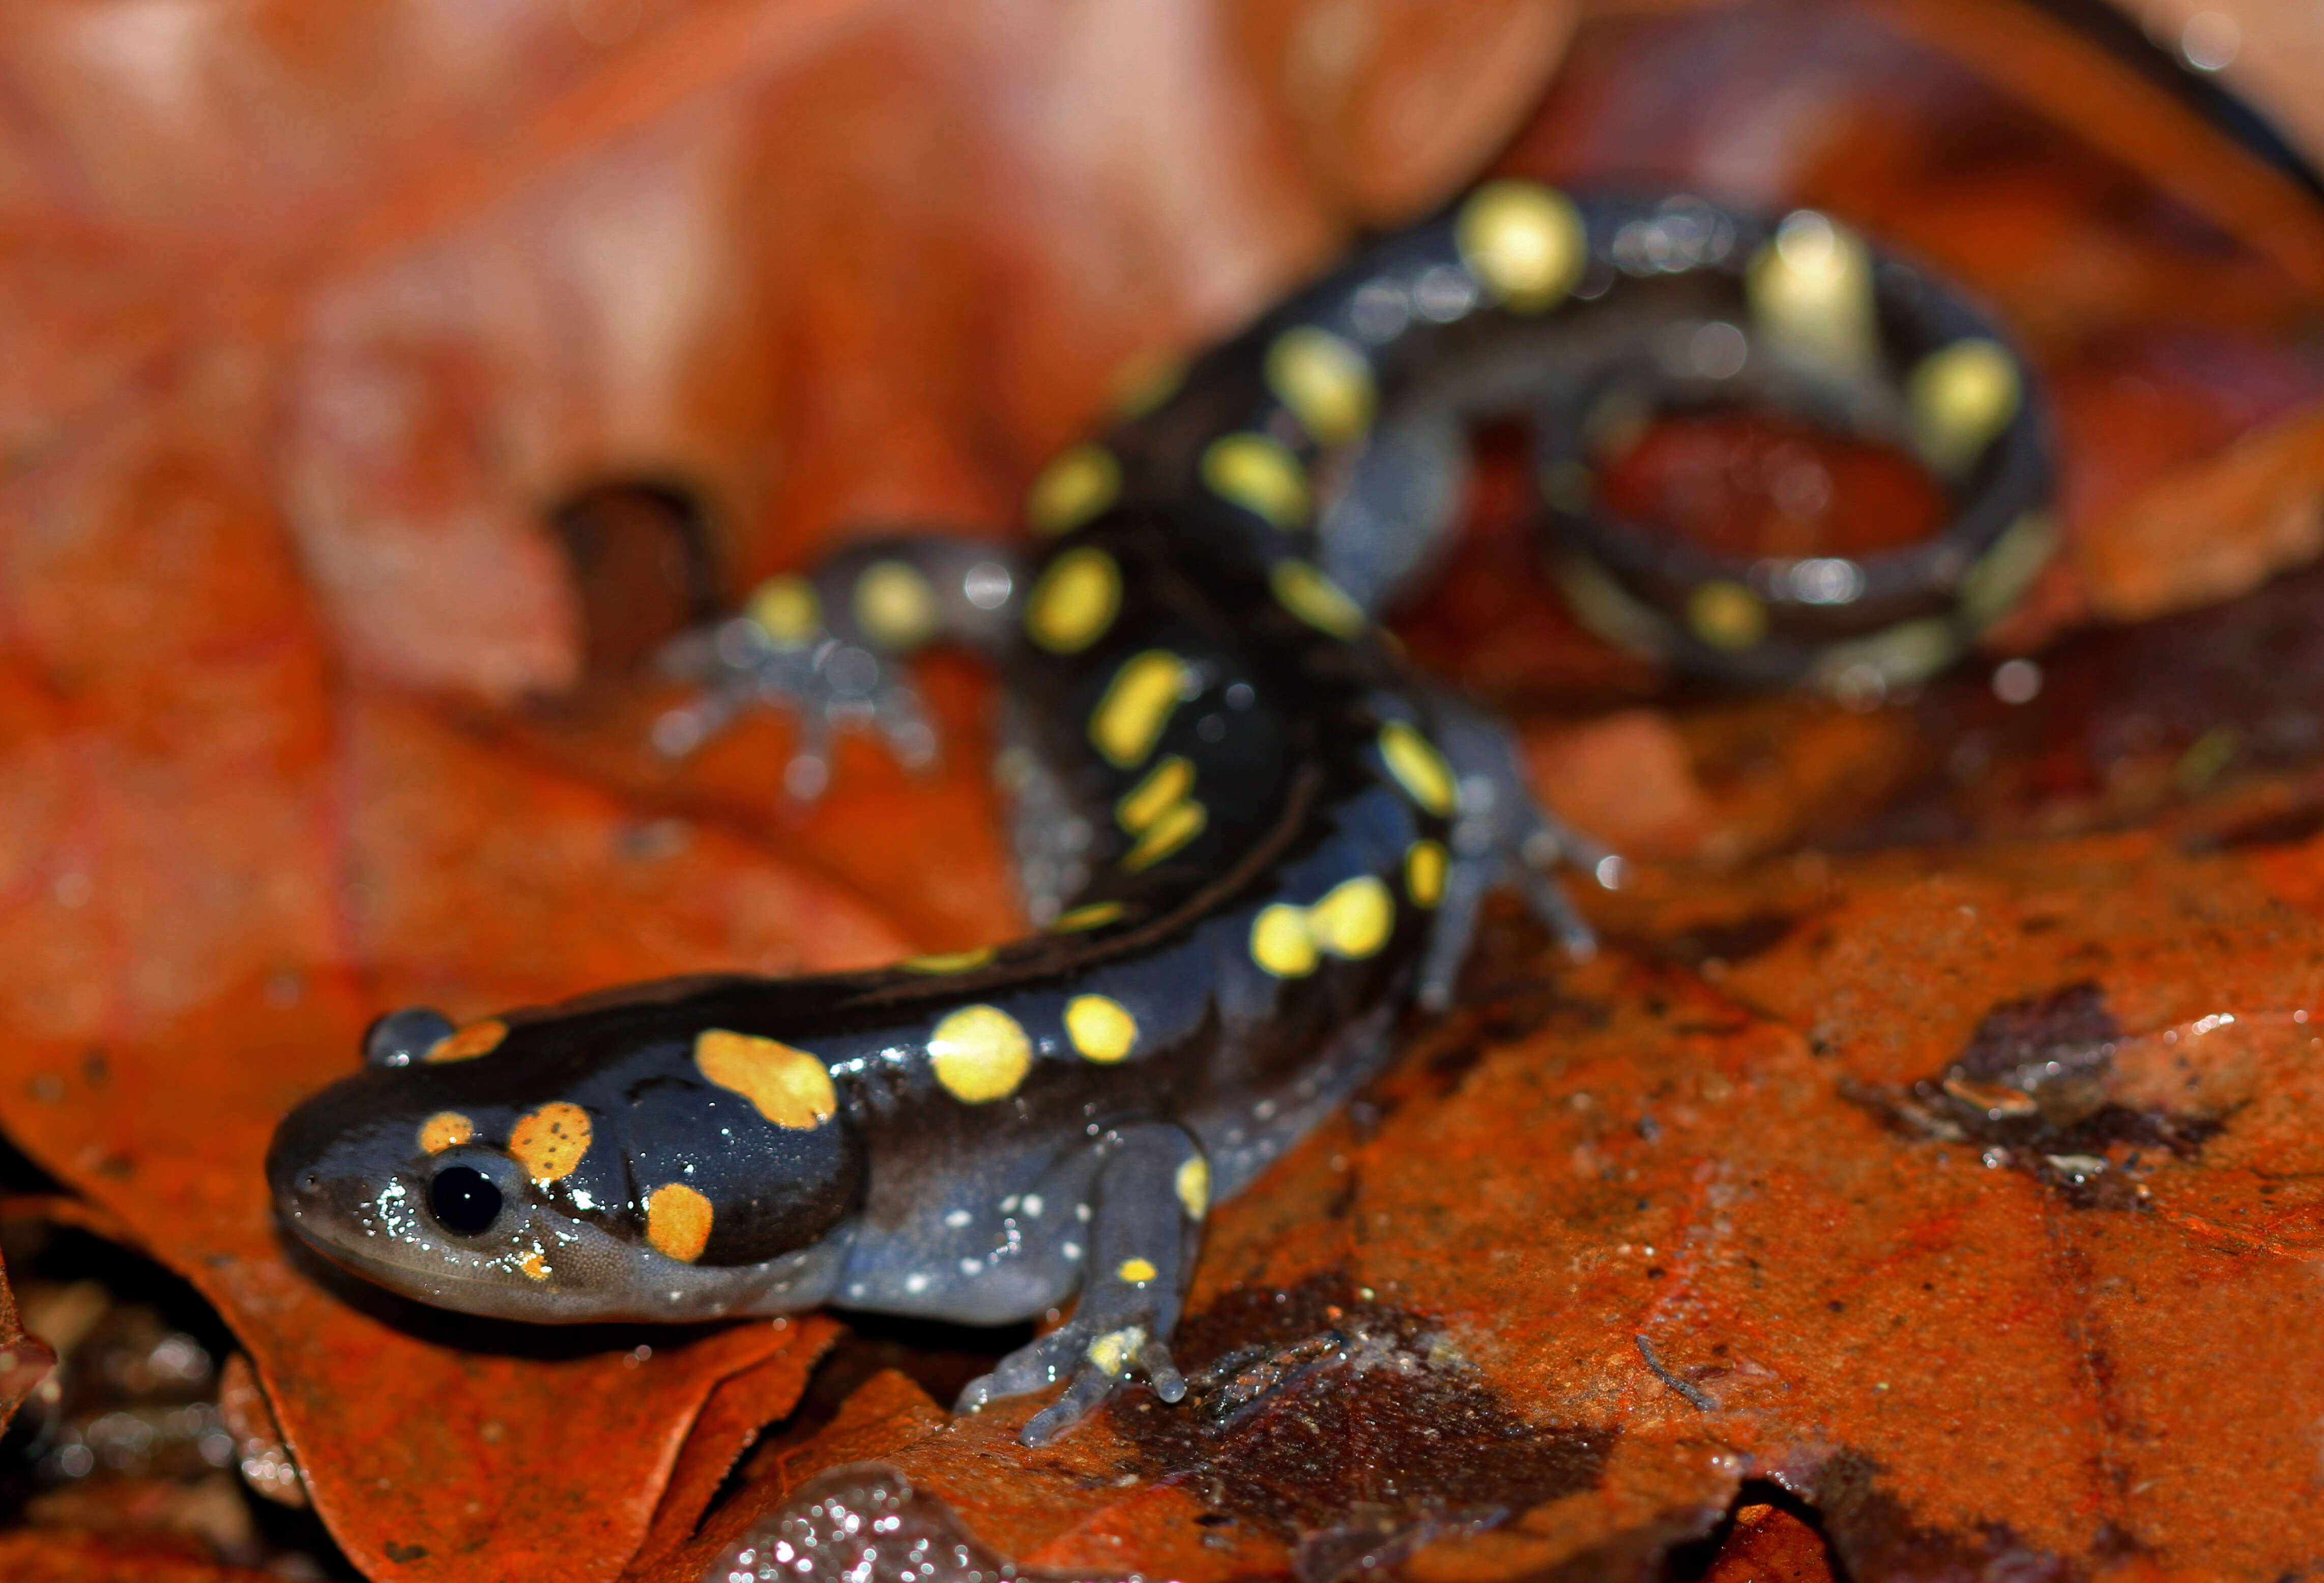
427;1165;504;1237
299;1172;323;1196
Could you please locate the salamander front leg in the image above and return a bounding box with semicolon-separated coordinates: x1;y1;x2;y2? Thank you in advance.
654;536;1024;800
1420;698;1617;1009
955;1123;1207;1446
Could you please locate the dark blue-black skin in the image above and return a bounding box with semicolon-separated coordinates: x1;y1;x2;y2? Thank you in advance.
268;183;2051;1444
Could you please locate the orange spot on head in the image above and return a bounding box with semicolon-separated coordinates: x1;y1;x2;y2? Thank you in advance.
647;1183;713;1263
693;1031;838;1129
507;1101;591;1182
424;1018;508;1063
417;1111;474;1154
516;1250;550;1282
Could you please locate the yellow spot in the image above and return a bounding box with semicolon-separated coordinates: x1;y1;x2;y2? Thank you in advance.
1089;650;1192;769
1250;902;1318;978
517;1250;550;1282
694;1030;838;1129
746;575;821;649
1201;433;1310;529
1064;994;1138;1063
1266;326;1375;445
1688;580;1767;650
928;1004;1033;1103
1958;511;2056;627
1025;546;1122;655
1808;617;1961;694
1747;210;1876;379
424;1018;507;1064
1117;1257;1158;1284
902;946;998;974
1051;900;1125;932
1455;180;1585;312
1086;1326;1145;1376
1122;797;1207;872
1175;1155;1210;1220
1552;548;1667;655
646;1182;714;1263
1309;874;1394;959
417;1111;474;1155
1117;755;1195;833
508;1101;591;1183
1909;339;2021;474
1270;560;1366;638
1405;840;1447;908
1026;443;1120;536
853;559;941;650
1378;721;1456;816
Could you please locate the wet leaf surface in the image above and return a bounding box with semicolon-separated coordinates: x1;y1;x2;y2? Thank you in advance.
3;1;2324;1579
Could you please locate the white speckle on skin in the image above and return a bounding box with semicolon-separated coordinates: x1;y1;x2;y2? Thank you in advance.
1076;1202;1091;1222
1000;1195;1020;1213
849;1283;867;1298
944;1209;972;1228
960;1258;983;1276
1062;1242;1082;1261
1254;1098;1278;1121
905;1272;931;1295
1022;1194;1044;1218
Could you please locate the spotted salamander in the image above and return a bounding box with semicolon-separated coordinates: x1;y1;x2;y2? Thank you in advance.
269;182;2049;1444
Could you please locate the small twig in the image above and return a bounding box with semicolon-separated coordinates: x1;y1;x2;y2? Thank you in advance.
1634;1333;1714;1411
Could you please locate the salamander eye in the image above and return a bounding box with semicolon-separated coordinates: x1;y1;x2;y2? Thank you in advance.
427;1165;505;1237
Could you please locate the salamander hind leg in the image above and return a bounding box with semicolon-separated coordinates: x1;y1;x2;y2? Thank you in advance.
1418;695;1617;1010
955;1123;1206;1446
653;535;1024;800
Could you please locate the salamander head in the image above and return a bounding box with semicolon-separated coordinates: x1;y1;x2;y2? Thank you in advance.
266;1005;864;1323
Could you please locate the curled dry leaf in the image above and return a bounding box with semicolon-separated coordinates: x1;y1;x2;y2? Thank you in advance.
2;0;2323;1579
0;0;1606;1576
213;1353;305;1509
0;1244;57;1440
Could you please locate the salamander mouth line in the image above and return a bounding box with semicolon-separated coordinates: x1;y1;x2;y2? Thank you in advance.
274;1217;506;1318
278;1201;504;1282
